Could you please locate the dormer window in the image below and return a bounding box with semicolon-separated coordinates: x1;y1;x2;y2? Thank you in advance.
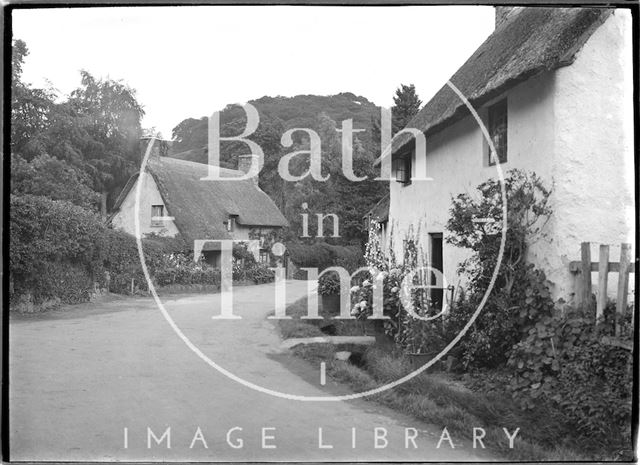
488;99;508;165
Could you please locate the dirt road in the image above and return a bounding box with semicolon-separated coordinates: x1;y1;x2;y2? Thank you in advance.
10;281;490;461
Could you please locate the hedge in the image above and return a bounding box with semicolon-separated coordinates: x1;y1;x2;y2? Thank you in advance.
10;195;105;304
10;194;273;309
286;242;363;273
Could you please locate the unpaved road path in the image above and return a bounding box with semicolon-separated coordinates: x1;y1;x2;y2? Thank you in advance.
10;281;491;461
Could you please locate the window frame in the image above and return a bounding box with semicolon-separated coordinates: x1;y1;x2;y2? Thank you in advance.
150;205;164;227
226;215;237;232
392;152;412;185
487;99;508;166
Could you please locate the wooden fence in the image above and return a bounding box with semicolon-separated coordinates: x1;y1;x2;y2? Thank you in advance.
569;242;635;342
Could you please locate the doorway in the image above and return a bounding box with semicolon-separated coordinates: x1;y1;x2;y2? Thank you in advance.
428;233;444;309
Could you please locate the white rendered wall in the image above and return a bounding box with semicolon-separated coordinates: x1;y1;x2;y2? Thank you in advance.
110;172;180;238
388;11;634;302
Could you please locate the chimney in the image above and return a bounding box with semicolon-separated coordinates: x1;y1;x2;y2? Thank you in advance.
140;136;162;162
237;154;260;186
495;6;518;29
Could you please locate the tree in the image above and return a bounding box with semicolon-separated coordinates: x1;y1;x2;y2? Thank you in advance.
11;39;145;216
10;39;55;162
11;153;99;211
171;117;208;154
68;71;145;216
371;83;423;152
391;84;422;134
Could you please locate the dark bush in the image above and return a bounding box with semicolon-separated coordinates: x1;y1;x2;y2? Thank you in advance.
508;303;633;441
287;241;363;272
10;195;105;305
100;228;166;293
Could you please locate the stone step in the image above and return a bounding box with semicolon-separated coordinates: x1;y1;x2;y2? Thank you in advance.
281;335;376;350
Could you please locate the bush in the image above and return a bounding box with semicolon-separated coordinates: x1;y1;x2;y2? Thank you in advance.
318;273;341;295
508;303;633;441
9;194;222;303
444;170;554;368
100;228;161;293
102;230;224;292
10;195;105;305
287;241;363;272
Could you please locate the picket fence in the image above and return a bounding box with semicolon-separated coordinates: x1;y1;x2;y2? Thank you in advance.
569;242;635;349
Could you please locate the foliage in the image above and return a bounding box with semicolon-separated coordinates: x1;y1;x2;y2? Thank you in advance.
11;153;100;210
153;252;221;288
170;94;387;244
288;241;363;272
67;70;144;198
10;195;104;279
445;169;554;367
11;39;144;214
318;273;341;295
356;221;433;348
508;303;633;441
8;194;269;305
371;83;423;148
391;84;423;133
9;195;106;304
445;264;556;368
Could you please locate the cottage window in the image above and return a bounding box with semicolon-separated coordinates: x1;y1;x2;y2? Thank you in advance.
488;99;508;165
392;154;412;185
151;205;164;227
259;249;269;264
226;216;236;232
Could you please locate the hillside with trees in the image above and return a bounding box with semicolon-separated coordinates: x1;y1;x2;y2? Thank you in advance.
169;87;423;244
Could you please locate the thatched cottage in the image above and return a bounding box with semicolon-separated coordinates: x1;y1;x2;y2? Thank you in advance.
110;138;288;265
372;7;633;300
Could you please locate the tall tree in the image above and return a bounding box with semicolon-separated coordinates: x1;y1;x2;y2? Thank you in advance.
11;39;145;216
371;83;423;148
67;71;145;216
10;40;55;162
391;84;422;134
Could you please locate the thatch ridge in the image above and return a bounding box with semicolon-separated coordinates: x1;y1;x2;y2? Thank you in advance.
384;7;611;160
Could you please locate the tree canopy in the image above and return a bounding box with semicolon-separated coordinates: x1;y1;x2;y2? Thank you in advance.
10;39;145;214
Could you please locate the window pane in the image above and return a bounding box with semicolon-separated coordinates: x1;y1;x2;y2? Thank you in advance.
488;99;507;165
151;205;164;226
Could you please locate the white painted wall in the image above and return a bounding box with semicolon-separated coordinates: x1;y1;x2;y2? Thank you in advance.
551;9;635;301
388;11;634;302
388;70;556;293
110;172;180;238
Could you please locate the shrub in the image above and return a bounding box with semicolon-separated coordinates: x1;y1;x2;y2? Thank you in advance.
100;228;165;293
287;241;363;272
508;303;633;441
318;273;341;295
247;263;275;283
10;195;105;305
444;170;554;368
9;195;222;302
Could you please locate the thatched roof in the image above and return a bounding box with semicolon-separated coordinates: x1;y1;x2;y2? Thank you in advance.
112;156;288;243
364;193;390;223
380;7;611;162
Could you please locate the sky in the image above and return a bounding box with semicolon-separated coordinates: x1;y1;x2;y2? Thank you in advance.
13;6;495;138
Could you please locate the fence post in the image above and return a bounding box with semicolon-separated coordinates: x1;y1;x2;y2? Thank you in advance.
581;242;592;308
615;243;631;336
596;244;609;321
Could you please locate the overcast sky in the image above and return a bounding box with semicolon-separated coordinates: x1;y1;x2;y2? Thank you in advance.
13;6;494;138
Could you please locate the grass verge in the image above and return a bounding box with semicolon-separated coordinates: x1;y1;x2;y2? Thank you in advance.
275;297;627;462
